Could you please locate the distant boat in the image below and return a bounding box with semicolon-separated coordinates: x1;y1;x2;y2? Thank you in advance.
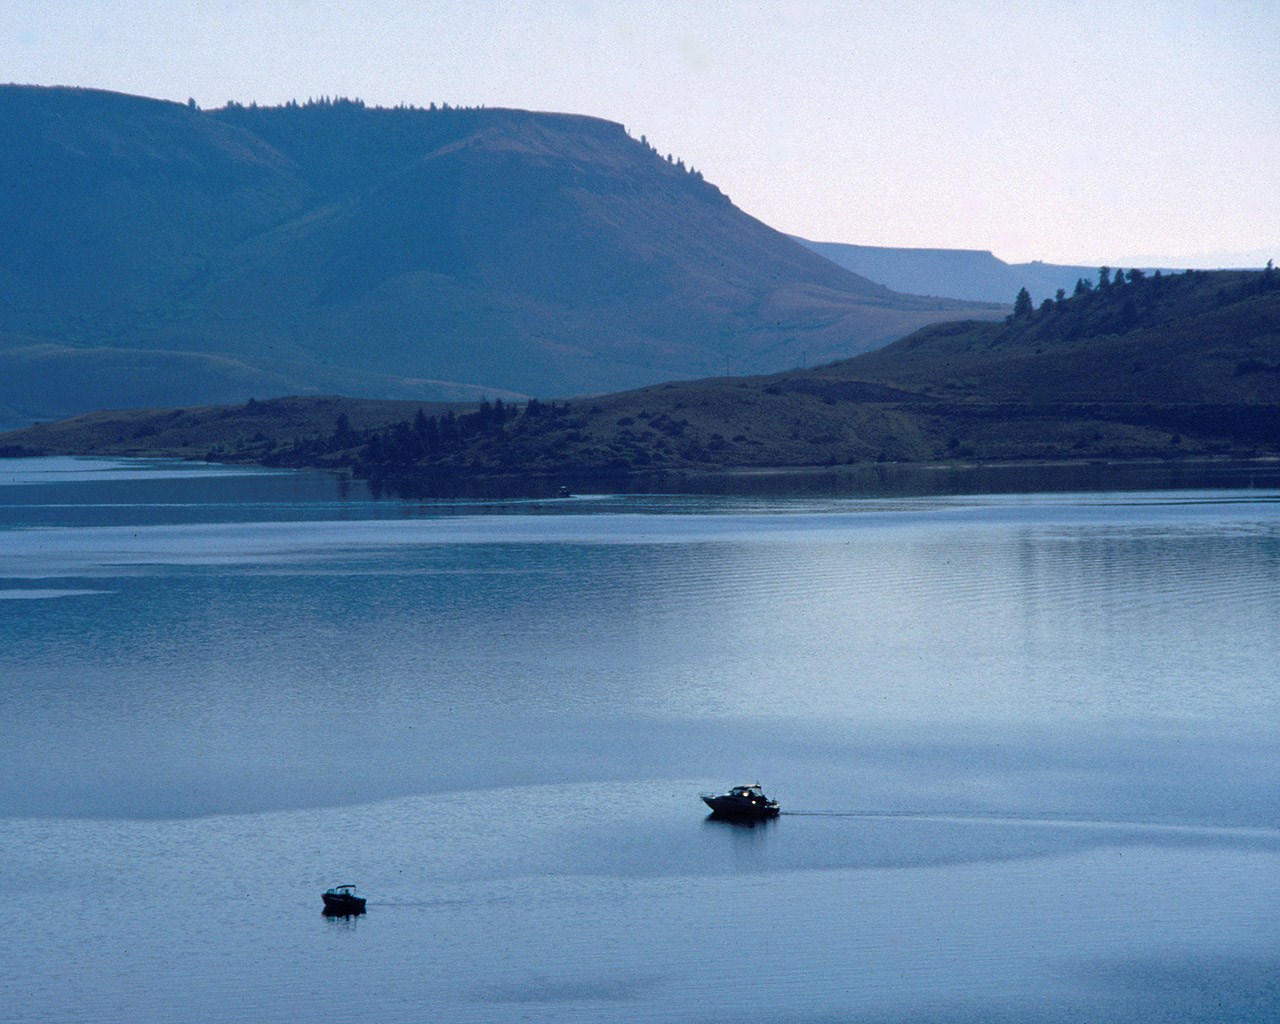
558;485;572;498
701;783;780;821
321;884;366;915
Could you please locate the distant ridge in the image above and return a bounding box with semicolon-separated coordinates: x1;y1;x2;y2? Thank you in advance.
0;85;1001;425
796;237;1171;305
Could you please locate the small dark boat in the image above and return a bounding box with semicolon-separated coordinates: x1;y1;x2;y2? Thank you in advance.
322;884;367;915
701;783;780;821
558;485;572;498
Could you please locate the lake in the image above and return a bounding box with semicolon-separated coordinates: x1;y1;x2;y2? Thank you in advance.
2;457;1277;1023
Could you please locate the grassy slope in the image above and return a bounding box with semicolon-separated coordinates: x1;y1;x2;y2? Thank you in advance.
400;268;1280;471
5;269;1277;472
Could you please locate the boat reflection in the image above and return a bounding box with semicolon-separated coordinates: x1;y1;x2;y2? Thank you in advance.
704;812;776;828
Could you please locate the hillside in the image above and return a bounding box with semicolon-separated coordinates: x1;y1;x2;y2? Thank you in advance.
0;85;999;426
796;238;1161;305
0;396;457;462
6;267;1276;475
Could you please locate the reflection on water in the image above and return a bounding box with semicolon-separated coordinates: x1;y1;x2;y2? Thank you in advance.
364;457;1280;502
322;908;366;921
5;454;1280;530
702;814;777;830
1;457;1278;1023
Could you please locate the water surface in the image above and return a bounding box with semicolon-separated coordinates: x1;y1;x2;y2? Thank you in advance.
2;457;1277;1022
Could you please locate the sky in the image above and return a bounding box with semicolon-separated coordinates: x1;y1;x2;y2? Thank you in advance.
4;0;1276;267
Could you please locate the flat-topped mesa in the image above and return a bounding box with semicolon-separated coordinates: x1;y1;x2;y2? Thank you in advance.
0;84;1001;424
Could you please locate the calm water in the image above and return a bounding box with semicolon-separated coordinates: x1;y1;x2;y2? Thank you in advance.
2;457;1278;1023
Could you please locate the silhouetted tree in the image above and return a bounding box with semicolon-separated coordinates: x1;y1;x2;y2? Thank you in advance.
440;410;458;444
1098;267;1112;289
1120;293;1139;329
388;420;420;462
1013;287;1034;317
332;413;354;446
1055;288;1067;305
1074;278;1091;296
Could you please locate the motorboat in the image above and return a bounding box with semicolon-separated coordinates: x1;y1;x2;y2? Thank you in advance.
701;783;780;820
322;884;367;915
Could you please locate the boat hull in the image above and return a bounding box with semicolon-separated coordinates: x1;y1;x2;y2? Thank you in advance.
702;795;780;820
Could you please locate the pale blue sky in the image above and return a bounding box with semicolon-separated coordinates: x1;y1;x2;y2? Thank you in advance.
4;1;1276;266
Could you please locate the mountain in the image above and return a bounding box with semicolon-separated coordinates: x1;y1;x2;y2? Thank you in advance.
0;85;1000;426
796;238;1168;305
7;268;1277;472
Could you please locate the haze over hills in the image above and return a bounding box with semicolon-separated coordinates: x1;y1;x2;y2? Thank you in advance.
0;85;1001;426
8;267;1276;473
796;238;1167;305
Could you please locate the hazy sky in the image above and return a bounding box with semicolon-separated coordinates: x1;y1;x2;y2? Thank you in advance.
4;1;1276;266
